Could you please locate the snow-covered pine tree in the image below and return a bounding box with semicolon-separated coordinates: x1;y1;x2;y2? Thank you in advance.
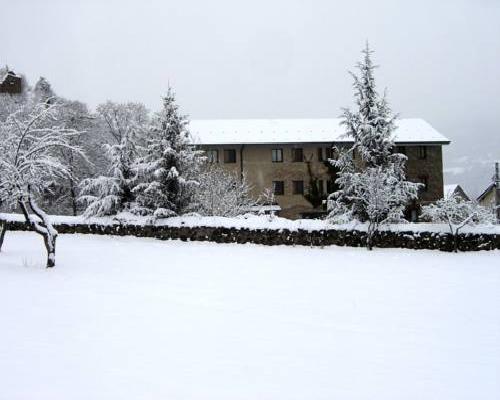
328;43;421;249
132;87;203;218
0;102;85;267
79;102;148;217
33;77;55;105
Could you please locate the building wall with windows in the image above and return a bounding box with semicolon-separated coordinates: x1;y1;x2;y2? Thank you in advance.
191;118;449;219
198;143;446;219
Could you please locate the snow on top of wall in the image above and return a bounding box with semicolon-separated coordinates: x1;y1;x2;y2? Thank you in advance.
189;118;450;145
2;212;498;235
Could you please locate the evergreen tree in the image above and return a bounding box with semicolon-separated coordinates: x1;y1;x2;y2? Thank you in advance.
328;43;420;249
132;87;203;218
78;102;148;217
33;77;55;104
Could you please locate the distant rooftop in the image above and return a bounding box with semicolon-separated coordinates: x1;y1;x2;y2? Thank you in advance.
190;118;450;145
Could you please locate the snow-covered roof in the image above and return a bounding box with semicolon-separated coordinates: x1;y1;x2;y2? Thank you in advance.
0;68;19;85
189;118;450;146
443;184;459;199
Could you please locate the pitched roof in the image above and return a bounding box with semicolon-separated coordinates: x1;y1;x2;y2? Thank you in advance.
189;118;450;145
477;183;496;202
444;184;470;200
443;184;459;199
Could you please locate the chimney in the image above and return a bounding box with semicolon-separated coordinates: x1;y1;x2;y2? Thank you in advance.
496;162;500;223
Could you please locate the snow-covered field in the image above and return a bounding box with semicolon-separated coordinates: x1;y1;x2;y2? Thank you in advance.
0;232;499;400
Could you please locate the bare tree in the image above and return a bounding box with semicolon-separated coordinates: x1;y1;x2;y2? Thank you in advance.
0;102;84;267
192;165;254;217
421;194;495;252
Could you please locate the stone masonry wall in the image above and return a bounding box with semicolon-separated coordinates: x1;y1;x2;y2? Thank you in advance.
2;220;498;252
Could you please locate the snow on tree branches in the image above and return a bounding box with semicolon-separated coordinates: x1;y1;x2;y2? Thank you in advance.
421;194;495;251
132;88;204;218
79;102;148;217
328;44;421;249
0;101;85;267
192;165;255;217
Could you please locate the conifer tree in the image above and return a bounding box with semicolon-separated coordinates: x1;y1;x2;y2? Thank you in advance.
132;87;203;218
328;43;420;249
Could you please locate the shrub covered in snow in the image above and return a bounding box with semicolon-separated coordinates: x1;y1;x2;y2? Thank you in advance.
192;166;255;217
421;194;495;251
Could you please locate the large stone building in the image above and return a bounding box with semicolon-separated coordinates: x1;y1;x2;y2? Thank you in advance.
191;118;450;219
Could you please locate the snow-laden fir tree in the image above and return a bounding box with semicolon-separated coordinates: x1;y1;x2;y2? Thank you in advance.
192;166;254;217
328;43;421;249
33;77;56;105
421;193;495;252
0;102;84;267
132;88;203;218
79;102;148;217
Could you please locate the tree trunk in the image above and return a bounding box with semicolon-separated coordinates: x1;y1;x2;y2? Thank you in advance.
69;178;78;217
366;222;374;251
0;221;7;252
19;194;58;268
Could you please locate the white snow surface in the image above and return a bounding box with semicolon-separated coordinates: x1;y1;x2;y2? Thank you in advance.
189;118;450;145
1;212;499;235
0;232;499;399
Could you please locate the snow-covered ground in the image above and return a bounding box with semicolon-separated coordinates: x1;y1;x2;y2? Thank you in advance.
1;232;499;400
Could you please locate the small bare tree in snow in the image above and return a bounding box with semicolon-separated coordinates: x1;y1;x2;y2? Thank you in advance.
192;166;254;217
258;187;278;221
0;102;84;267
421;194;495;252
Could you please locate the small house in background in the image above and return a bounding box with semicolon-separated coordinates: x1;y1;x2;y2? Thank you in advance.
477;162;500;223
0;68;22;94
443;184;470;201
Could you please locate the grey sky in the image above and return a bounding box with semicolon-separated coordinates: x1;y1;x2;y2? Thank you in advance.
1;0;499;195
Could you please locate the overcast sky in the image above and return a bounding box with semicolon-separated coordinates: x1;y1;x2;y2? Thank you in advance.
1;0;499;194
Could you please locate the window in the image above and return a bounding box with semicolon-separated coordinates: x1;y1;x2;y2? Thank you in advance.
418;146;427;160
292;180;304;195
325;147;334;160
206;149;218;163
317;148;324;162
317;179;324;195
327;179;336;194
292;148;303;162
224;149;236;163
272;148;283;163
397;146;407;155
418;175;429;192
272;181;284;196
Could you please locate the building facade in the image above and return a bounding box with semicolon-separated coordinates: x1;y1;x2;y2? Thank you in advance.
477;162;500;223
191;119;450;219
0;69;22;94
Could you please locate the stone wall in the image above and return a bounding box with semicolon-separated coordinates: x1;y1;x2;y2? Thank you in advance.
2;220;498;252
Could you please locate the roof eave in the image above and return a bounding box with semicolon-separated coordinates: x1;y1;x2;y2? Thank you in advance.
195;140;451;146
